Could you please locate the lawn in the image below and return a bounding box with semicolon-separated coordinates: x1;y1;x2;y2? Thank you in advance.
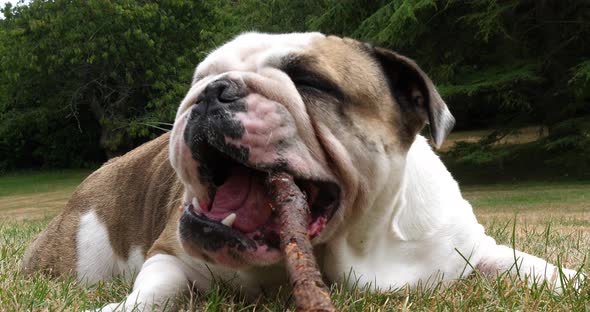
0;170;589;311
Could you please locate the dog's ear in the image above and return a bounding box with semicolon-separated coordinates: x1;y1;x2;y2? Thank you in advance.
373;47;454;148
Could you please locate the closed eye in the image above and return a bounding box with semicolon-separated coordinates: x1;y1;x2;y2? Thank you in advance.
282;58;344;100
292;74;341;96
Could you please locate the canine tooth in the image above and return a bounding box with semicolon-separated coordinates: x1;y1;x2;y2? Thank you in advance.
221;213;237;227
191;197;203;213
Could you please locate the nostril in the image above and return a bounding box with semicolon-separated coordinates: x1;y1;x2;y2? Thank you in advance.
205;78;242;103
219;86;240;103
192;100;207;118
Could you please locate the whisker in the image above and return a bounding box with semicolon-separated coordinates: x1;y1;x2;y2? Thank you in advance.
138;122;172;132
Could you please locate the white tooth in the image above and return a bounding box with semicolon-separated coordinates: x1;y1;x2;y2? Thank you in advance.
221;213;237;227
191;197;203;213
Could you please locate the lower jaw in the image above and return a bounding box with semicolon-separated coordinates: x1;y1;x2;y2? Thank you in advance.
178;208;283;267
180;238;283;268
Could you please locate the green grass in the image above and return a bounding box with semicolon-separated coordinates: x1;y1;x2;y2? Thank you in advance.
463;182;590;212
0;169;92;197
1;171;589;310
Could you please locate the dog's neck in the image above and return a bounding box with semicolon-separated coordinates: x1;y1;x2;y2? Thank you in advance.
320;136;473;288
322;135;469;260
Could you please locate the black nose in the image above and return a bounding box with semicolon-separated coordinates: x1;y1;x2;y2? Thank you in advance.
206;78;242;103
193;78;244;116
184;77;248;158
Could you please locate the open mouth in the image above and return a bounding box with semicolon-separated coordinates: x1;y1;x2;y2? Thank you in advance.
181;142;340;256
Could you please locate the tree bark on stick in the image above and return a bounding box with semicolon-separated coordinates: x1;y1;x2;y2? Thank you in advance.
268;172;337;312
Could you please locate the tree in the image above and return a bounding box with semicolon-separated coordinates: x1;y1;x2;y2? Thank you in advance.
0;0;216;168
1;0;588;176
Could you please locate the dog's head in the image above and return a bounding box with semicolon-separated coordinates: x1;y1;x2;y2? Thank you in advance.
169;32;454;268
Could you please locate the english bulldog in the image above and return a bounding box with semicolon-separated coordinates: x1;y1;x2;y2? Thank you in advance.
21;32;581;310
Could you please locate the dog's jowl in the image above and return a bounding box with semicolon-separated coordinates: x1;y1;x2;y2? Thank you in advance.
21;32;581;311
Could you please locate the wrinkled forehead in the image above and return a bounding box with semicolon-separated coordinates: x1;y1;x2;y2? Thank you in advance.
193;32;325;83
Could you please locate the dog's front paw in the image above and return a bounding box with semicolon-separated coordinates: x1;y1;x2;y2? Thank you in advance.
92;302;123;312
564;268;585;289
551;268;585;294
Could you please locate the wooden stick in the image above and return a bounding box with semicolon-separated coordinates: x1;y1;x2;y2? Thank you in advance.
268;172;337;312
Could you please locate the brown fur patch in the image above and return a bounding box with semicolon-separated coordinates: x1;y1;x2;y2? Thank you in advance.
21;212;80;276
301;36;450;152
22;133;184;276
302;36;406;152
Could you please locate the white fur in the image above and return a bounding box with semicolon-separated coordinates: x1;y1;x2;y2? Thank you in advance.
77;210;144;284
192;32;323;85
322;136;581;292
97;254;202;311
177;32;323;119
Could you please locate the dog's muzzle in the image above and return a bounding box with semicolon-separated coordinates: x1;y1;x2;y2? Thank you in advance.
176;76;341;267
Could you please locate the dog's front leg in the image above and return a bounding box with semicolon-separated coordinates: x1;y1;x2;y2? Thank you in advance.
97;253;192;311
476;243;583;293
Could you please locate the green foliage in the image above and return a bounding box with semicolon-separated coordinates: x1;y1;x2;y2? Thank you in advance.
353;0;437;47
446;141;510;165
541;116;590;175
0;0;589;173
570;60;590;99
438;61;543;97
0;0;216;168
456;0;518;42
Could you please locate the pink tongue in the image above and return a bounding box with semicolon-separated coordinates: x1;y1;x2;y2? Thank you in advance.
208;166;273;233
